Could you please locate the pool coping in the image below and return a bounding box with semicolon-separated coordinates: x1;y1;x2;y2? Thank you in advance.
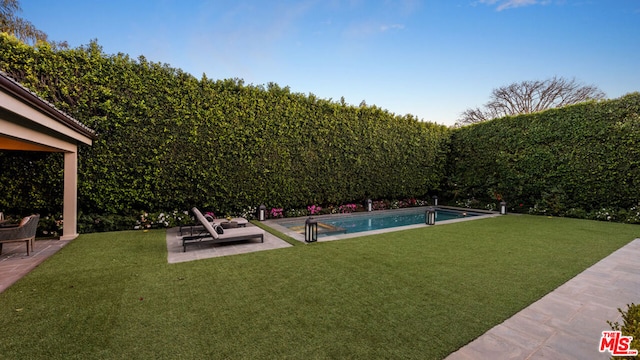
262;206;500;242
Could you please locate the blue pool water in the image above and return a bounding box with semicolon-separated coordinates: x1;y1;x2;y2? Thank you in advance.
278;207;483;238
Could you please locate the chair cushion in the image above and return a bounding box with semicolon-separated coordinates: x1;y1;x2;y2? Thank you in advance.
19;216;30;227
191;207;219;239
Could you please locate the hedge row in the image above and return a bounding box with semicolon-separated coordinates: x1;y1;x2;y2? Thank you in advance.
2;33;639;228
444;93;640;216
0;34;449;217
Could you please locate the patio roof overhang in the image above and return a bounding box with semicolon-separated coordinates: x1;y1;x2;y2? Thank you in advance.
0;71;96;240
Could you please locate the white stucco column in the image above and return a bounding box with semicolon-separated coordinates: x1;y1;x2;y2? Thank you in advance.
61;150;79;240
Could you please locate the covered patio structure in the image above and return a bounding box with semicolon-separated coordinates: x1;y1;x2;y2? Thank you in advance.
0;71;95;240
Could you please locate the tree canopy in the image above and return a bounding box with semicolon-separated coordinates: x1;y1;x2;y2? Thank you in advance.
456;77;606;126
0;0;47;45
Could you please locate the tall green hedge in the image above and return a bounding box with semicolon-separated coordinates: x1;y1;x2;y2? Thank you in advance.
3;32;638;226
444;93;640;216
0;34;449;217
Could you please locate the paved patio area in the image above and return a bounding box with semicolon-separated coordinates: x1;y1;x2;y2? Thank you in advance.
0;239;71;293
165;224;292;263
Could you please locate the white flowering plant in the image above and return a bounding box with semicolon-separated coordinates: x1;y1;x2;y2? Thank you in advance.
134;210;191;229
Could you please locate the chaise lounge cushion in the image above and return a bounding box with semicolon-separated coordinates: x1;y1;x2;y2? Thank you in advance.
181;208;264;252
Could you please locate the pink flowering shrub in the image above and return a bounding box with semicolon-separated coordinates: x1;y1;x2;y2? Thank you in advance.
307;205;322;215
338;204;357;213
372;200;388;210
270;208;284;218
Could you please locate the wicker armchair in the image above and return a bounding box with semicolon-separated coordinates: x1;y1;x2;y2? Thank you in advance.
0;214;40;256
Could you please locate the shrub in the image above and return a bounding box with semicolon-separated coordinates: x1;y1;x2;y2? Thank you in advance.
0;33;449;219
338;204;357;213
269;208;284;219
37;214;63;238
607;303;640;360
78;212;137;233
624;204;640;224
445;93;640;219
591;208;618;222
307;205;322;215
564;208;588;219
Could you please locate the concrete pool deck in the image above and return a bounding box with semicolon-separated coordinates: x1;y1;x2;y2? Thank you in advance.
165;224;292;263
263;206;500;242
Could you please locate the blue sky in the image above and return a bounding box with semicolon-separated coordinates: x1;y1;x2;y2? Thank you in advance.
20;0;640;126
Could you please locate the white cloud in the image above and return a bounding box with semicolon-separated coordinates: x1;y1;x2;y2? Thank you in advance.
344;21;405;38
380;24;405;32
476;0;551;11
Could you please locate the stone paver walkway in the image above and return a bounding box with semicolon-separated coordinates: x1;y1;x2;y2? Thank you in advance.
446;238;640;360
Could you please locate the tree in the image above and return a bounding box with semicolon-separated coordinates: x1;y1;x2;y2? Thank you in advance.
0;0;47;44
456;76;606;126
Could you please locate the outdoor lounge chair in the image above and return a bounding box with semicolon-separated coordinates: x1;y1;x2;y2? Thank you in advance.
179;214;248;236
181;207;264;252
0;214;40;256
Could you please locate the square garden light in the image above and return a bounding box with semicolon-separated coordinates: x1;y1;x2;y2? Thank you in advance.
305;217;318;243
425;207;436;225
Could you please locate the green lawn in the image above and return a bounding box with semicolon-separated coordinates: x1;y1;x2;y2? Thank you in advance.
1;215;637;359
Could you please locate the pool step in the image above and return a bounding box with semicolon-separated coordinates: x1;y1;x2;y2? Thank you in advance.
289;222;348;236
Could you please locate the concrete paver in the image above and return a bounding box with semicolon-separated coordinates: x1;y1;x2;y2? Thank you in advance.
166;224;292;263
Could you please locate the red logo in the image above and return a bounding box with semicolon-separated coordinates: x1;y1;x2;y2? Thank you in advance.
599;331;638;356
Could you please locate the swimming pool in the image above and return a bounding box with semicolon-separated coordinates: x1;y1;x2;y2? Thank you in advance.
268;206;492;240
